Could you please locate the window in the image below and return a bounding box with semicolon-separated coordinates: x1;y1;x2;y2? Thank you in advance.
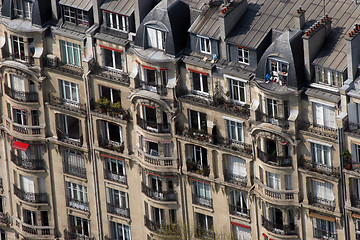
70;215;90;237
103;47;123;71
196;213;213;237
64;150;85;177
313;103;336;129
111;221;131;240
105;11;128;32
189;110;207;132
11;36;25;60
348;102;360;129
312;180;334;206
99;85;121;103
194;181;211;200
313;218;336;239
192;71;209;95
146;140;159;157
149;175;163;199
199;36;211;54
0;228;5;240
285;174;292;190
169;209;176;223
351;143;360;163
106;157;125;177
31;110;38;126
66;182;88;204
164;142;172;157
266;98;278;119
21;175;34;194
269;58;288;76
151;207;164;225
60;40;82;67
13;0;33;19
226;119;243;143
103;121;123;144
59;79;79;103
107;188;128;209
23;209;36;225
58;114;81;139
266;172;281;190
63;6;89;27
311;142;332;167
147;27;166;50
192;145;208;166
228;155;247;181
233;223;251;240
143;105;157;131
230;78;246;103
13;108;26;125
238;47;249;64
356;219;360;238
230;190;248;214
316;66;344;87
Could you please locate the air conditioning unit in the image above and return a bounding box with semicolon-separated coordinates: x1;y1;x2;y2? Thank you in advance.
46;54;58;67
128;33;136;42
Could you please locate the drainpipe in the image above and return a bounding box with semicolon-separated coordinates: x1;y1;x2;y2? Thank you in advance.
83;59;103;240
338;127;350;240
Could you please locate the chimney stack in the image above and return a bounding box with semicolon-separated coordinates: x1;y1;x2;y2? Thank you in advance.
294;6;305;29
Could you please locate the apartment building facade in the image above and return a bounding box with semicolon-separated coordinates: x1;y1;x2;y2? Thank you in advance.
0;0;358;239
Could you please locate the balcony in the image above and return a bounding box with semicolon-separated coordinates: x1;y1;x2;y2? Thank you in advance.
313;228;337;240
14;218;54;237
229;204;250;218
45;59;83;77
49;93;86;114
63;162;86;179
4;85;38;102
104;169;127;185
98;136;124;153
217;138;253;157
137;149;176;168
177;128;213;144
140;80;167;95
224;171;247;186
64;229;94;240
144;216;180;235
90;100;130;121
262;216;296;235
260;113;289;128
11;152;44;170
351;194;360;208
107;203;129;218
93;66;130;85
192;193;213;208
186;160;210;177
13;185;48;203
66;197;89;212
257;148;292;167
137;115;170;133
142;183;176;202
8;121;43;136
300;122;337;139
308;193;335;211
257;180;296;201
57;128;83;147
300;159;340;177
0;212;10;226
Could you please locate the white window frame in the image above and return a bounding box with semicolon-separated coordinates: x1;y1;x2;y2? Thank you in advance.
192;71;209;95
193;145;207;166
102;47;123;71
104;121;123;145
266;172;281;190
311;142;332;167
106;11;128;32
107;188;128;209
106;157;126;176
147;26;166;50
268;57;289;77
189;110;206;131
112;221;131;240
59;79;79;103
238;47;249;64
229;77;246;104
199;36;211;54
231;190;248;210
11;35;25;60
313;102;336;129
70;215;90;236
66;182;88;203
13;108;26;125
316;66;344;87
226;119;243;143
228;155;247;179
194;181;211;200
64;150;85;169
312;180;334;203
266;98;278;119
60;40;82;67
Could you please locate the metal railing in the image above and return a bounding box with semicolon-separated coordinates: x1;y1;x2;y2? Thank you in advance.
63;161;86;179
104;169;127;185
308;193;335;210
136;114;170;133
192;193;213;208
144;216;180;235
11;152;44;170
4;85;38;102
107;203;129;218
257;148;292;167
90;100;130;121
64;229;94;240
57;128;83;147
186;160;210;176
13;185;48;203
139;80;167;95
224;172;247;186
262;216;296;235
93;66;130;85
66;197;89;212
229;204;250;218
300;158;340;177
49;93;86;113
313;228;337;240
141;183;176;201
14;217;54;236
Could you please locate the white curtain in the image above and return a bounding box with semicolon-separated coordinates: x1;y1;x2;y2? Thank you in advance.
312;180;334;201
229;156;246;177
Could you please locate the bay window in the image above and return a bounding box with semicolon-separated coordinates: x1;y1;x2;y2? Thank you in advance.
60;40;82;67
63;150;86;178
147;26;166;50
151;207;164;225
103;121;123;145
149;175;163;199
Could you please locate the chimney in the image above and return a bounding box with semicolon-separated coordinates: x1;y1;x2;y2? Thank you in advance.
346;24;360;80
302;14;332;81
134;0;154;29
294;7;305;29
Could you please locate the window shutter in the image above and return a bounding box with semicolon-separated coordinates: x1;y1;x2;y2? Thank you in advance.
348;103;357;130
352;143;358;163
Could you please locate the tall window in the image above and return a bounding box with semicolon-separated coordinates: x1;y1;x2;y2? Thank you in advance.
103;47;123;71
58;114;81;139
313;218;336;239
11;36;25;60
228;155;247;181
151;207;164;225
192;145;208;166
189;110;207;132
196;213;213;237
111;222;131;240
192;71;209;95
312;180;334;206
59;80;79;103
230;190;248;213
23;209;36;225
63;6;89;27
107;188;128;209
313;103;336;129
238;47;249;64
266;172;281;190
199;36;211;54
104;11;128;32
311;142;331;167
147;27;166;50
230;78;246;103
351;143;360;163
13;108;26;125
194;181;211;200
105;157;125;178
66;182;88;204
226;119;243;143
103;121;123;145
266;98;278;118
13;0;33;19
60;40;82;67
70;215;89;237
64;150;85;177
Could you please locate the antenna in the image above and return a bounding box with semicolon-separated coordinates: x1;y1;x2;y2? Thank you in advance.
323;0;326;16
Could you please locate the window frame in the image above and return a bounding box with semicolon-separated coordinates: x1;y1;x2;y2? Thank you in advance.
146;26;166;50
59;79;80;103
60;40;82;67
198;36;211;54
105;11;129;33
229;77;246;104
66;181;88;203
226;119;244;143
266;172;281;190
238;47;249;65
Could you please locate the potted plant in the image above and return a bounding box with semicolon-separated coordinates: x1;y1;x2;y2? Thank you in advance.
97;97;110;113
110;101;122;116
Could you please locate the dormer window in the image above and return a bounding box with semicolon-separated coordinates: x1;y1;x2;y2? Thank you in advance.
146;26;166;50
199;36;211;54
13;0;33;19
267;57;289;85
104;11;128;33
238;46;249;65
63;6;89;27
316;66;344;87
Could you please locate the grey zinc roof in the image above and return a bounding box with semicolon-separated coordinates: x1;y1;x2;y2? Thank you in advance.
182;0;208;10
188;5;220;39
100;0;134;16
59;0;92;11
225;0;360;72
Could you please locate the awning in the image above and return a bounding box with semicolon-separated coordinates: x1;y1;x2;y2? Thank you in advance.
231;222;250;229
59;0;92;11
309;212;335;222
12;141;29;151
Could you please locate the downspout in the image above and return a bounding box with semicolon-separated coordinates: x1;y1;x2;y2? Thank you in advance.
83;59;103;240
338;126;350;240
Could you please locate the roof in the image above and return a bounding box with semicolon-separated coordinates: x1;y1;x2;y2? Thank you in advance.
188;5;220;39
100;0;134;16
182;0;208;10
59;0;92;11
226;0;360;72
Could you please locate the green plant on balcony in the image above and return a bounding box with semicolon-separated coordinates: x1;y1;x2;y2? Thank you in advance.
186;160;197;171
341;150;352;170
96;97;110;113
202;166;210;176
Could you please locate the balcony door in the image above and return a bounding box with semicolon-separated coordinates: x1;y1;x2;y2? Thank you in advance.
150;175;163;198
228;155;246;181
151;207;164;225
143;106;157;130
104;122;122;145
61;115;80;139
21;175;35;201
269;208;283;228
23;209;36;226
